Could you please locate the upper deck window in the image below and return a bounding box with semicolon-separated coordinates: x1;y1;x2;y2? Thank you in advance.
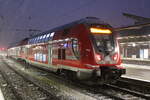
34;37;37;43
28;32;55;44
33;38;36;43
30;39;33;43
50;32;55;37
43;34;46;38
40;36;43;39
31;38;33;43
46;33;50;38
37;36;41;42
39;35;43;42
28;39;31;44
41;35;45;42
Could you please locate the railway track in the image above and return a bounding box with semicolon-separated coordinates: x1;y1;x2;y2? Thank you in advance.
23;61;150;99
0;58;59;100
2;57;101;100
104;83;150;99
3;57;150;100
117;77;150;94
78;81;149;100
0;70;22;100
84;76;150;99
26;64;150;99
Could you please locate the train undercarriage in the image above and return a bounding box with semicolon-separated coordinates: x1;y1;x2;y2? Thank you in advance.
56;66;126;84
9;56;125;85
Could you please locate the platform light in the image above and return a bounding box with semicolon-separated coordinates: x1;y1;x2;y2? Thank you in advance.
132;43;136;47
90;28;112;34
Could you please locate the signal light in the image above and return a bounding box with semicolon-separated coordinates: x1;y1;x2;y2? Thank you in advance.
90;28;112;34
0;48;5;51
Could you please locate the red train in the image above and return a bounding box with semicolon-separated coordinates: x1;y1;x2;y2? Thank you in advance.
7;17;125;84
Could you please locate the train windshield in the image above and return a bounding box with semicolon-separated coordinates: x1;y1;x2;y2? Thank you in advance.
90;27;115;54
93;34;115;52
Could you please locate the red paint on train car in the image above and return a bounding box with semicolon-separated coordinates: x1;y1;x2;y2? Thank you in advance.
7;17;125;83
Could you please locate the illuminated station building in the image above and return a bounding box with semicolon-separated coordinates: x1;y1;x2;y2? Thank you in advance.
117;13;150;65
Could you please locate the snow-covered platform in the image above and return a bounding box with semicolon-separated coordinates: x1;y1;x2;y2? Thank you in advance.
0;88;5;100
121;63;150;82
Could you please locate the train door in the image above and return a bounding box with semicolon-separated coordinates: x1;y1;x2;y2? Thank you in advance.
58;48;66;60
58;48;66;59
61;49;66;60
58;44;66;66
25;47;29;59
48;44;52;64
58;48;61;60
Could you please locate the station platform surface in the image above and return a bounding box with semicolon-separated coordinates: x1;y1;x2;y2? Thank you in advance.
121;63;150;82
0;88;5;100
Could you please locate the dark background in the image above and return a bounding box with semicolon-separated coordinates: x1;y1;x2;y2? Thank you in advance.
0;0;150;47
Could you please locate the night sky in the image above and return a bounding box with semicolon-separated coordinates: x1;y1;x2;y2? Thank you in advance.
0;0;150;47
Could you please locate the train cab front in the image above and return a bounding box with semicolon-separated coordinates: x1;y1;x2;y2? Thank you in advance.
88;24;126;83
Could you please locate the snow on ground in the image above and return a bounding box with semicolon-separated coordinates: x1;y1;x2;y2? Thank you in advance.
0;89;5;100
121;63;150;70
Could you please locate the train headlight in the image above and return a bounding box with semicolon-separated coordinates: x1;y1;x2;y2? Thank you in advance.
112;53;118;61
95;54;102;61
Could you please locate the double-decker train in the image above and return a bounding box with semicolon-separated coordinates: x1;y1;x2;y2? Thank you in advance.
7;17;125;84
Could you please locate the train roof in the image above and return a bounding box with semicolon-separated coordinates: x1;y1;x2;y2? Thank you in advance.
28;17;111;44
31;17;109;38
8;38;29;49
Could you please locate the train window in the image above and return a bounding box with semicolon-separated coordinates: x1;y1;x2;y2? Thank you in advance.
31;38;34;43
33;38;36;43
45;33;50;41
28;39;31;44
42;35;45;39
31;39;33;43
50;32;55;37
38;36;41;42
39;36;41;42
46;33;50;38
36;37;38;43
40;36;43;39
43;34;47;39
36;37;39;42
42;35;46;42
57;48;66;60
34;53;36;60
40;36;43;42
33;38;35;43
72;39;80;59
34;38;37;42
41;35;44;42
92;34;115;53
43;54;46;62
